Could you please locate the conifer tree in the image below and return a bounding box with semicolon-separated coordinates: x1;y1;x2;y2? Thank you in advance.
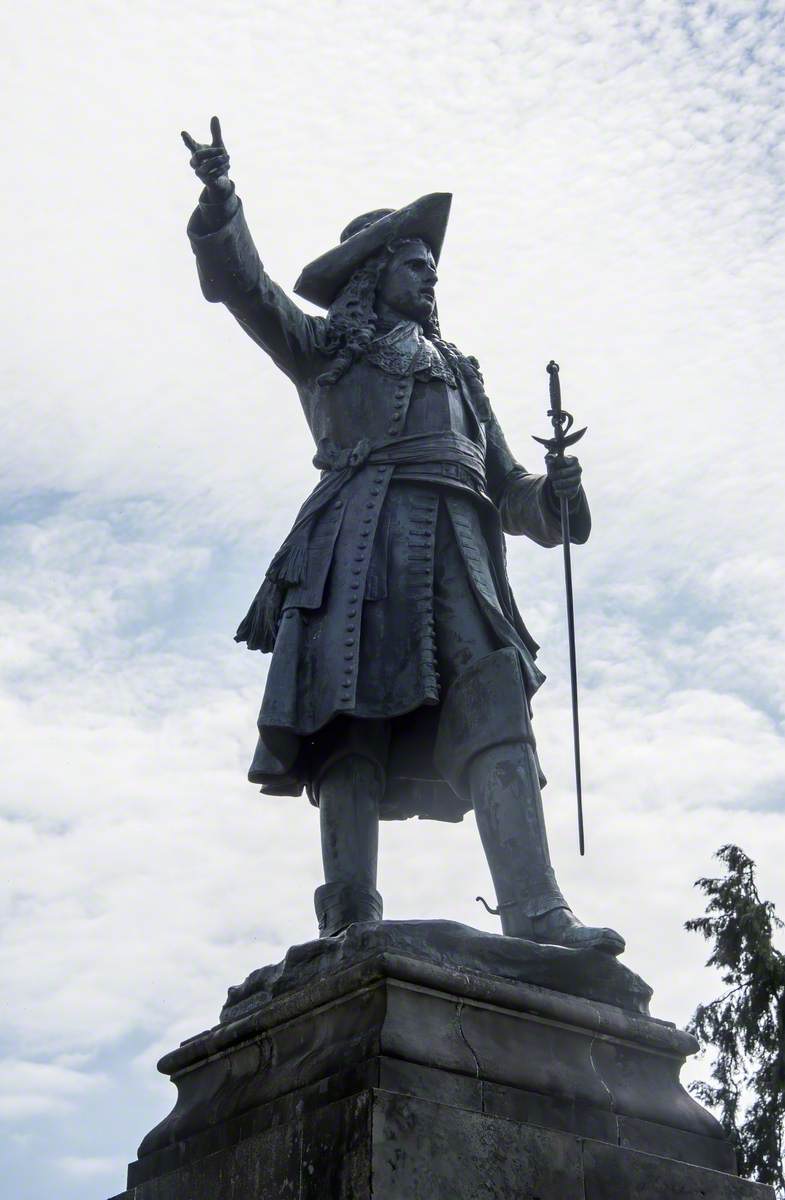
686;844;785;1194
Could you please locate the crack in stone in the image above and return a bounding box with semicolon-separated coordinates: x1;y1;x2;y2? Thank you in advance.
589;1033;620;1146
456;1000;481;1079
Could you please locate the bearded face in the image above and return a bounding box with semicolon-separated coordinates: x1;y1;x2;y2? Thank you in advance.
376;239;438;325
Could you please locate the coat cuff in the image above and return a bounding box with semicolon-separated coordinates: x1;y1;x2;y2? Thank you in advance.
186;195;261;303
498;469;591;546
191;183;239;233
543;477;591;543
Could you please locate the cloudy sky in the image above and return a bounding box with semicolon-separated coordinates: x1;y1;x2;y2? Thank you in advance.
3;1;785;1196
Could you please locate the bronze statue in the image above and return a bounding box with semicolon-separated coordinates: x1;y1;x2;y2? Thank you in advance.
181;117;624;956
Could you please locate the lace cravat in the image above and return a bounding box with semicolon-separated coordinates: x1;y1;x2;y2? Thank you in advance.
365;321;456;386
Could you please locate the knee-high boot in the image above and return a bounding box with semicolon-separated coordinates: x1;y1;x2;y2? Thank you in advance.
313;753;384;938
435;648;625;956
468;738;566;924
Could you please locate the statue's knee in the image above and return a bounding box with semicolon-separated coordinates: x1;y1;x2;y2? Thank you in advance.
313;722;390;806
434;647;540;797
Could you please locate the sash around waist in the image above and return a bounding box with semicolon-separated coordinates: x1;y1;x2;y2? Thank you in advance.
313;431;486;487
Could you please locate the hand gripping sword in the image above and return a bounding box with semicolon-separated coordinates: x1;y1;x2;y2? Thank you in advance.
532;361;587;855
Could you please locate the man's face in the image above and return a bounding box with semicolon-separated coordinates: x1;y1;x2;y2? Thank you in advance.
377;239;438;323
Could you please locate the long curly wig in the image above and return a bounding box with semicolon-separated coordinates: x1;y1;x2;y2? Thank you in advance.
317;239;491;420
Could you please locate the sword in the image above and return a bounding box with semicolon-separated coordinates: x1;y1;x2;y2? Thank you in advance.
532;361;587;855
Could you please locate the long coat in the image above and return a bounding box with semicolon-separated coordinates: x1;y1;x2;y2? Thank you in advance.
188;198;591;821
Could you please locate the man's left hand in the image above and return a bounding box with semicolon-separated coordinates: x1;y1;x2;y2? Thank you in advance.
545;453;582;501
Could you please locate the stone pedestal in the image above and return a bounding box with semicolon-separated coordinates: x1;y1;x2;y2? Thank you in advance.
110;924;774;1199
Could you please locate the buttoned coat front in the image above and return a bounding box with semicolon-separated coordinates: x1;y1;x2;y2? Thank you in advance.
188;198;591;821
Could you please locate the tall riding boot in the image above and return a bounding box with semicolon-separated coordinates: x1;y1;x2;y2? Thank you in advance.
435;647;625;957
314;753;384;938
469;741;624;955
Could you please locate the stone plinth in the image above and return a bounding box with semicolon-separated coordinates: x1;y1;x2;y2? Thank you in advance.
219;918;653;1022
110;925;774;1199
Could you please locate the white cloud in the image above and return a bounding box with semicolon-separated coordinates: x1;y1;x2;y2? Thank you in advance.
0;1059;104;1120
56;1157;124;1179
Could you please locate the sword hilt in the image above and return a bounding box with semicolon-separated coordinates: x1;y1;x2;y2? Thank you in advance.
547;360;562;418
533;362;586;454
537;360;582;456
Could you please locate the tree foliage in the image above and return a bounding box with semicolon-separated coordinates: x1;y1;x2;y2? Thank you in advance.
686;844;785;1194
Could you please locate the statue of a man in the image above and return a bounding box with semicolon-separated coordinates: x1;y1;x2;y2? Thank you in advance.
182;118;624;956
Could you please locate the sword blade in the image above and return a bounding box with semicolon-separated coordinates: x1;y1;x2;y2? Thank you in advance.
560;495;585;856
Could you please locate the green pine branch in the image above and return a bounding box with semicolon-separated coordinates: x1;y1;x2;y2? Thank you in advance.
686;845;785;1194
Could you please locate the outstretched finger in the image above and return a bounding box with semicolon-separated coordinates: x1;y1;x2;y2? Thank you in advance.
210;115;223;147
181;130;199;152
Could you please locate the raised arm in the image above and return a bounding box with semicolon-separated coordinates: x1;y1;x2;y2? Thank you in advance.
180;118;322;382
485;412;591;547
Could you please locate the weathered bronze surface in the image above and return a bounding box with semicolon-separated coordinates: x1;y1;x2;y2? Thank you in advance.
181;117;623;956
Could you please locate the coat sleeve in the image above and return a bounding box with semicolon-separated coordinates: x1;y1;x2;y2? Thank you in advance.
187;189;324;383
484;412;591;547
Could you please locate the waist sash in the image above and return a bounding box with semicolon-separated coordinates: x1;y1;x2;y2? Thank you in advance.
313;430;485;488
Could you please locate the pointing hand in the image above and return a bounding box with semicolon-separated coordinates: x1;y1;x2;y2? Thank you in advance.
181;116;232;202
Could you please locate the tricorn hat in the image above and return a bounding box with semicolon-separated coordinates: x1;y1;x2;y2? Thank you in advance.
294;192;452;310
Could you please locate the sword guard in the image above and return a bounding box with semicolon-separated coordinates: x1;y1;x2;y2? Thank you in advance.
563;426;587;447
551;409;574;434
531;426;586;453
